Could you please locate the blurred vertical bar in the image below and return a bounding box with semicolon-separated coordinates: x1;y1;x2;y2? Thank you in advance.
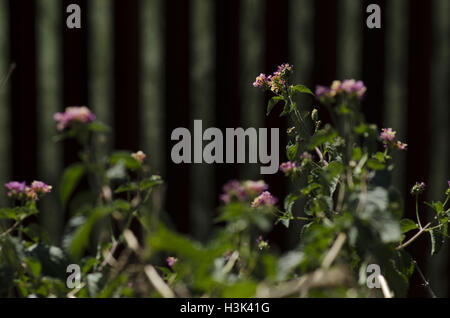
361;0;386;127
189;0;215;241
214;1;240;205
165;0;191;233
141;0;165;175
0;0;10;204
428;0;450;297
113;0;140;151
383;0;408;197
337;0;362;79
239;0;265;180
36;0;63;241
89;0;113;151
288;0;314;248
405;0;432;298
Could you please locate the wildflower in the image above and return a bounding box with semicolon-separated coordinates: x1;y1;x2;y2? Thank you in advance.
315;79;367;101
251;191;277;208
131;150;146;164
380;128;396;142
242;180;268;196
4;181;27;198
5;181;51;201
166;257;178;268
276;63;293;75
220;180;246;203
256;236;269;250
395;141;408;151
54;106;96;131
31;181;52;195
379;128;407;151
411;182;426;195
253;73;268;89
280;161;297;175
268;73;285;94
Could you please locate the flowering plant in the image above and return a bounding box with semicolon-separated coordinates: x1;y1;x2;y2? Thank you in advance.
0;67;449;298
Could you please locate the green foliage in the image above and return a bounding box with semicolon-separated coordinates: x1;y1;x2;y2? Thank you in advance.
1;66;449;299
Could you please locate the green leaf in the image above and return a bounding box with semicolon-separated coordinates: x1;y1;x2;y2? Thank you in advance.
110;152;141;171
286;143;298;161
291;84;314;96
308;126;337;150
60;163;85;207
352;147;362;161
0;208;19;221
25;258;41;278
221;281;257;298
267;96;284;116
140;175;164;191
399;219;418;234
367;158;385;171
68;206;115;259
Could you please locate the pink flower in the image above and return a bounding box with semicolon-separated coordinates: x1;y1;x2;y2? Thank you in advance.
166;257;178;268
316;79;366;101
220;180;271;205
280;161;297;175
54;106;96;131
251;191;277;208
4;180;51;200
380;128;396;142
31;181;52;195
131;150;146;164
253;73;268;89
395;141;408;151
4;181;27;197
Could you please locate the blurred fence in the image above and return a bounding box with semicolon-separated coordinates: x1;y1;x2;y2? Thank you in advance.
0;0;448;296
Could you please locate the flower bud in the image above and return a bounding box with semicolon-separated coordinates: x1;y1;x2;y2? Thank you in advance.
311;109;319;122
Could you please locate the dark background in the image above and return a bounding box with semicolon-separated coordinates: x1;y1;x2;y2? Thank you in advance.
0;0;448;297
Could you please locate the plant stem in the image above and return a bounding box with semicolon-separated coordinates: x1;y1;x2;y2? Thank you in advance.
413;260;437;298
396;222;431;250
415;195;422;229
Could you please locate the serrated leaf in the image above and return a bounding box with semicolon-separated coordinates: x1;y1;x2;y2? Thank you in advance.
308;126;337;150
430;229;444;256
291;84;314;96
399;219;418;234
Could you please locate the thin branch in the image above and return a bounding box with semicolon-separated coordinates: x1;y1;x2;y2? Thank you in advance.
0;220;21;238
396;222;431;250
413;260;437;298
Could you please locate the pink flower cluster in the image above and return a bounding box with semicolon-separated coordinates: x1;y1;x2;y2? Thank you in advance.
166;256;178;268
131;150;147;164
280;161;297;175
251;191;277;208
54;106;96;131
253;63;293;94
380;128;407;151
5;180;52;201
220;180;271;204
316;79;367;100
411;182;426;195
